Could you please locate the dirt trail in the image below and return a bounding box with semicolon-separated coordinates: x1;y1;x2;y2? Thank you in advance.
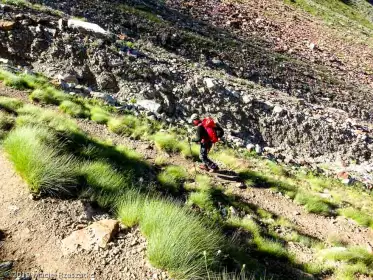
233;187;373;246
0;152;92;278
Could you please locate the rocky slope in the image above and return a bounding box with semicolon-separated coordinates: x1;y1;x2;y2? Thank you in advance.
1;0;373;169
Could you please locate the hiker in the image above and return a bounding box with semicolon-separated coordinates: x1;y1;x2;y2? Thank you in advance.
189;114;224;172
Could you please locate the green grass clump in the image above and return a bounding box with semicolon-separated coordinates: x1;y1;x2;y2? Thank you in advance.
0;96;24;113
319;246;373;279
294;191;333;215
152;132;181;153
154;155;168;166
108;115;140;136
30;87;69;105
338;207;373;228
228;217;261;238
0;70;48;89
89;106;111;124
285;0;373;31
118;194;223;279
179;141;200;159
0;111;14;131
81;161;132;192
195;174;212;192
212;149;241;169
334;262;369;280
253;236;289;259
187;191;214;211
157;165;188;192
3;126;79;195
267;161;288;177
16;105;79;132
320;246;373;266
59;100;88;118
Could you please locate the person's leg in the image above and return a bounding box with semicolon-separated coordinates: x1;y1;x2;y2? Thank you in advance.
200;143;210;169
205;143;218;170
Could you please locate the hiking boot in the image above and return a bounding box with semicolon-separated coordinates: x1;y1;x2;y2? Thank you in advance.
199;164;210;171
209;167;219;173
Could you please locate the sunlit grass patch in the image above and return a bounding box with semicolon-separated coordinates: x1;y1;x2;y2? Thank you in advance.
118;194;223;279
30;87;69;105
187;191;215;211
81;160;132;192
90;106;111;124
338;207;373;228
179;141;200;159
157;165;188;192
59;100;89;118
3;126;79;195
107;115;140;136
0;96;24;113
294;191;334;215
152;132;181;153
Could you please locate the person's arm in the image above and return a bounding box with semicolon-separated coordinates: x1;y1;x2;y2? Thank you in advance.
192;126;204;142
215;124;224;139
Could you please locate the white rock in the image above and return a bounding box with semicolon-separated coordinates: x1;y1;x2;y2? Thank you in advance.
246;143;255;151
273;106;284;114
91;91;117;105
203;78;215;89
255;144;262;154
67;19;109;36
136;100;162;114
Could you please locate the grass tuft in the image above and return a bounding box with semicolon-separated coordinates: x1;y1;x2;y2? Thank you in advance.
294;191;333;215
187;191;215;211
157;165;188;192
81;161;132;193
90;106;111;124
59;100;89;118
338;207;373;228
108;115;140;136
0;111;15;131
0;96;24;113
152;132;181;153
30;87;69;105
3;126;79;195
118;194;223;279
179;141;200;159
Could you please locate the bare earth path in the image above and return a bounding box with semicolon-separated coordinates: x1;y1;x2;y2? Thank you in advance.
0;152;92;279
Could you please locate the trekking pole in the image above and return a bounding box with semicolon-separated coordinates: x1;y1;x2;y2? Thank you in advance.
188;136;198;182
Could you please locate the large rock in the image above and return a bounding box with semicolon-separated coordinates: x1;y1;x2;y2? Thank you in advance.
0;20;15;31
61;219;119;255
90;91;117;105
67;19;109;37
136;99;162;114
96;72;119;92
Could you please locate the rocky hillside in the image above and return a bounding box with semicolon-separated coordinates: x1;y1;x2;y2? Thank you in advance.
1;1;373;171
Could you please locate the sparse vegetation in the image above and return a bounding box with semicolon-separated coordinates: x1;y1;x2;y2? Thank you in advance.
0;96;24;113
157;165;188;192
118;194;224;279
152;132;181;153
338;207;373;228
30;87;69;105
294;191;334;215
3;126;79;195
89;106;111;124
59;100;89;118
